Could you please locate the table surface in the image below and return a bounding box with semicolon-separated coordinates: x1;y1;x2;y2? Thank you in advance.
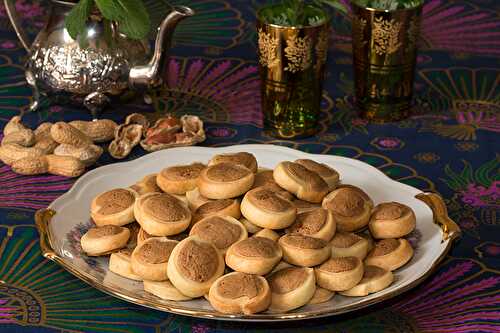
0;0;499;332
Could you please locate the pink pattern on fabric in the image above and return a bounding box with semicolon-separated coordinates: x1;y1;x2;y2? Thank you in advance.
461;181;500;208
392;260;500;332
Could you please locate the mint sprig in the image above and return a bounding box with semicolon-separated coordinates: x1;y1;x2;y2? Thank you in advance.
65;0;150;41
65;0;93;40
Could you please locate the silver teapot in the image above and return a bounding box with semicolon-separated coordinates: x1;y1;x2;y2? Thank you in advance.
4;0;194;115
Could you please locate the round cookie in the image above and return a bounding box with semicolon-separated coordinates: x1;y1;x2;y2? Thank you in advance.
254;228;280;242
307;287;335;305
134;192;191;236
322;185;374;232
329;232;370;260
278;234;331;267
369;202;416;239
126;222;141;248
109;248;142;280
130;237;178;281
137;227;154;246
80;225;130;256
189;215;248;254
340;265;394;297
365;238;414;271
143;280;193;301
314;256;364;291
130;174;162;195
291;199;322;214
208;152;258;173
273;161;329;203
192;199;241;224
156;163;205;195
208;272;271;314
167;236;225;297
185;187;212;211
294;159;340;190
286;208;336;242
225;237;282;275
90;188;137;226
252;170;294;201
240;187;296;229
240;218;263;234
198;163;255;199
267;267;316;313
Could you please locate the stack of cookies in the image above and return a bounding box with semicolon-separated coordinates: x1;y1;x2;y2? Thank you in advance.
80;152;417;315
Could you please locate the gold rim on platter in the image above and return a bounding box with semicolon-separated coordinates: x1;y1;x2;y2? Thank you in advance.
34;191;460;321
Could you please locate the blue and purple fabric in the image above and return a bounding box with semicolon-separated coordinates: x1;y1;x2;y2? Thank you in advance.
0;0;499;332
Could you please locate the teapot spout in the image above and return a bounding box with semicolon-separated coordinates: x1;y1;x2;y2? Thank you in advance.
129;6;194;89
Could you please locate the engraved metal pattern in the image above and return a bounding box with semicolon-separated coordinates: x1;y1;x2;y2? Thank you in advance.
4;0;194;113
29;45;130;95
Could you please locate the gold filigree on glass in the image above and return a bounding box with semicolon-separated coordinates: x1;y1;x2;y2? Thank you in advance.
257;9;330;138
351;1;423;122
258;29;281;68
284;35;312;73
373;17;402;56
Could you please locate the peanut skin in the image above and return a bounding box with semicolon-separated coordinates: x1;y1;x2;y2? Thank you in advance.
69;119;117;143
12;154;86;177
33;122;58;154
1;128;35;146
3;116;26;136
0;143;45;166
50;122;92;148
54;144;103;166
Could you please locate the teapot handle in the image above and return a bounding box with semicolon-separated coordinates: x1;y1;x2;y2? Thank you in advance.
3;0;32;52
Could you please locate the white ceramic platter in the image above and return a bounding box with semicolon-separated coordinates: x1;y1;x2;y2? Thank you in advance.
35;144;460;321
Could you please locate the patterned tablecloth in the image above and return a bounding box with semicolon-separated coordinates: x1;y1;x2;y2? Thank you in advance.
0;0;499;332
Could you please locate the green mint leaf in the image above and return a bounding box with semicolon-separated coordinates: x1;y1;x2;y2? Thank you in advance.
65;0;93;40
95;0;150;39
319;0;348;14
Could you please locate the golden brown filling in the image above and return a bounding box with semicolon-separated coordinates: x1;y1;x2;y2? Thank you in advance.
206;163;250;182
131;174;161;194
117;248;133;257
253;170;275;188
143;194;187;222
363;265;385;279
234;237;278;258
87;225;123;237
330;232;363;248
295;159;337;178
95;189;135;215
161;163;205;181
371;239;400;256
285;162;327;191
288;209;326;235
137;228;153;243
177;240;219;282
268;267;307;294
217;273;261;299
373;202;406;220
319;257;359;273
248;188;291;212
195;199;233;215
190;216;242;249
293;199;319;210
135;240;177;264
326;189;365;217
281;234;327;249
211;153;256;171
